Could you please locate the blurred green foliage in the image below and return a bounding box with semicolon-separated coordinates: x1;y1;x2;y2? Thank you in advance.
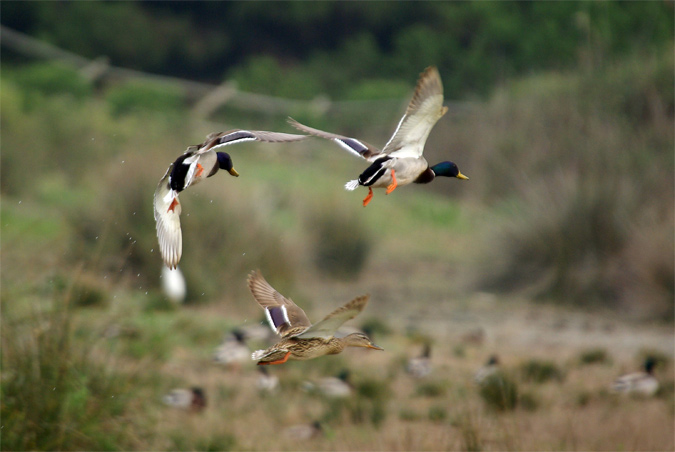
105;81;185;117
3;2;672;98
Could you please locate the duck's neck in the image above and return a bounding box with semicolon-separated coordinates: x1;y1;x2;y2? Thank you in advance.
414;167;436;184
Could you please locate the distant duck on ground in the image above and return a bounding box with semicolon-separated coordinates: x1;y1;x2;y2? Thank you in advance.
283;421;324;440
474;355;500;384
288;66;468;207
246;270;383;365
255;366;280;393
154;130;306;269
406;343;432;378
303;369;353;398
161;265;186;303
162;387;206;412
213;329;250;368
611;358;659;396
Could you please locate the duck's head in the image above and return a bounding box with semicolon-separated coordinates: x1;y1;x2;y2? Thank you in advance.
644;357;657;374
216;152;239;177
430;161;469;180
344;332;384;351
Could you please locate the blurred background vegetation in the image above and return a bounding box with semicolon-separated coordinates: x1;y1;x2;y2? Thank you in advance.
1;2;673;451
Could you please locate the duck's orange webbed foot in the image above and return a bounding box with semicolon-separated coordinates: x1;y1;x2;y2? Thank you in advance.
362;187;374;207
167;197;179;213
385;169;398;194
258;351;291;366
195;163;205;178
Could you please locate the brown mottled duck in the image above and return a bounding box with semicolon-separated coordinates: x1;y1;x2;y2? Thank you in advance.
247;270;383;365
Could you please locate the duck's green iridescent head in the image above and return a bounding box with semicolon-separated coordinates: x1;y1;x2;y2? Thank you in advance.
430;161;469;180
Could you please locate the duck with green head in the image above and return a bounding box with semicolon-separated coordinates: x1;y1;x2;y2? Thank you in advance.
154;130;306;269
288;66;468;207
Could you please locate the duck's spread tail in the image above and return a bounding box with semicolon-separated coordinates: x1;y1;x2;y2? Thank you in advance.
251;350;266;361
344;179;359;191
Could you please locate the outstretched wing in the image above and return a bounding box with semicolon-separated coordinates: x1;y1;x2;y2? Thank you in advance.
297;295;370;339
287;118;383;161
247;270;312;338
192;129;308;155
153;165;182;269
382;66;447;159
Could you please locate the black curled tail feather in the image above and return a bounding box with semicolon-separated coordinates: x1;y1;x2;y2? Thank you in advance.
359;156;392;187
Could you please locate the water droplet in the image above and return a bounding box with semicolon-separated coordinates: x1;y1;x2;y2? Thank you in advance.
95;236;99;240
121;160;125;164
137;273;141;277
201;293;205;296
242;253;246;256
18;201;22;204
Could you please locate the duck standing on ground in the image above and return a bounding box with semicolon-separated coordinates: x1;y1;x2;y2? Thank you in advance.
612;358;659;396
162;387;207;412
407;343;433;378
288;66;468;207
154;130;306;268
246;270;383;365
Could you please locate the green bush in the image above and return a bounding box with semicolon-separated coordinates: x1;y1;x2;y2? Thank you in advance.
579;348;611;365
105;80;185;116
310;203;372;280
479;373;519;411
13;62;92;109
1;299;137;450
519;359;565;384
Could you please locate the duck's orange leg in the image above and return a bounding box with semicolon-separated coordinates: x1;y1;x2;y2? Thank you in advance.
167;197;180;213
257;351;291;366
195;163;205;178
362;187;374;207
385;169;398;194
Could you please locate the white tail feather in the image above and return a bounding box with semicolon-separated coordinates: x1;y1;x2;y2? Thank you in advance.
251;350;266;361
344;179;359;191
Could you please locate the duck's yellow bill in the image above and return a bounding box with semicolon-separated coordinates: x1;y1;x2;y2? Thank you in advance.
456;171;469;180
367;344;384;351
229;168;240;177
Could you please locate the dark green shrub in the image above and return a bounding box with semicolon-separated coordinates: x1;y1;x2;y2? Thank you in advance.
105;80;184;116
479;373;519;412
428;405;448;422
310;204;372;280
415;381;447;398
13;63;92;108
579;348;611;365
519;359;565;384
1;299;137;450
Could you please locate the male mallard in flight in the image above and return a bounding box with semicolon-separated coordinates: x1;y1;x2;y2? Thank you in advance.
154;130;306;268
288;66;468;206
246;270;383;365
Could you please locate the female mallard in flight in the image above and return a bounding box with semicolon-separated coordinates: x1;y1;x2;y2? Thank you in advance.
246;270;383;365
288;66;468;207
154;130;306;268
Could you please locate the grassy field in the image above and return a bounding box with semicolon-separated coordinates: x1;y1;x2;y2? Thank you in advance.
2;50;673;451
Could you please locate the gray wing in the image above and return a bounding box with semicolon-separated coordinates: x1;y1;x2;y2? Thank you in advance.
247;270;312;338
153;165;182;269
287;118;383;161
297;295;369;339
194;129;307;155
382;66;447;159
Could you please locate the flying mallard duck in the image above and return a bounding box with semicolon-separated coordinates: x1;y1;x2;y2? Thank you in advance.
288;66;468;207
611;358;659;396
154;130;306;268
246;270;383;365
